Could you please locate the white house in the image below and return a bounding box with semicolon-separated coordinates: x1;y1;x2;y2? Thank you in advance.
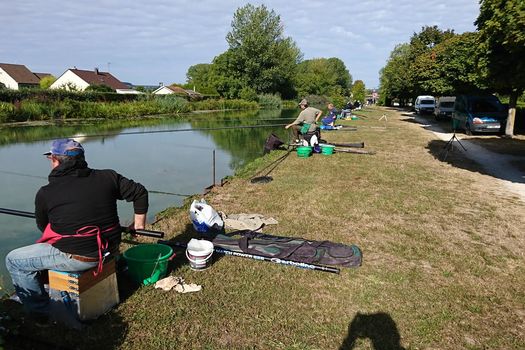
152;85;203;99
50;68;140;94
0;63;44;90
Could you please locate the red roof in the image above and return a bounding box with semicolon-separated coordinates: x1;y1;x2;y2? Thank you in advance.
70;69;128;90
0;63;40;84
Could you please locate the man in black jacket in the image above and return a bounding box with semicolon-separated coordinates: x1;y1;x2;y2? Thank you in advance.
5;138;148;318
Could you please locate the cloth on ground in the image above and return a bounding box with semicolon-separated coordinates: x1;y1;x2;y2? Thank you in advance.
154;276;202;293
220;213;278;232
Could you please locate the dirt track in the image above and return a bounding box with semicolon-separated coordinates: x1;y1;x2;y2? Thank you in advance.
410;112;525;202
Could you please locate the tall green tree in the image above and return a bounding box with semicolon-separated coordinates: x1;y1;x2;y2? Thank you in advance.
185;63;217;94
378;43;412;106
476;0;525;136
430;32;487;95
352;80;366;103
209;51;244;99
409;26;455;96
221;4;302;98
294;58;352;97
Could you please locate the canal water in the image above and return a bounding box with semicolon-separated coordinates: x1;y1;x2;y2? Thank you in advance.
0;109;295;290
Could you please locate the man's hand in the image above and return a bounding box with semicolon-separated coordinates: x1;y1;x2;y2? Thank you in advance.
133;213;146;230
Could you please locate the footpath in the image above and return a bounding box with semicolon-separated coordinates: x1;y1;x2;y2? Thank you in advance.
411;112;525;202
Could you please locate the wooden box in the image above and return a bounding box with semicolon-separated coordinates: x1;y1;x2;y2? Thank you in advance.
48;259;119;321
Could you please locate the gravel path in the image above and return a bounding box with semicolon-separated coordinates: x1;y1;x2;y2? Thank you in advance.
411;114;525;202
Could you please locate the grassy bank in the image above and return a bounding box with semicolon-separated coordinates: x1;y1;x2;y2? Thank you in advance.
1;107;524;349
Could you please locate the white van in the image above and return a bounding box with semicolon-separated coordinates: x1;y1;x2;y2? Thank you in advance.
434;96;455;120
414;95;435;114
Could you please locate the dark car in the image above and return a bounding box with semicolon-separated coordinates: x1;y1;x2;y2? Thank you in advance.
452;95;507;134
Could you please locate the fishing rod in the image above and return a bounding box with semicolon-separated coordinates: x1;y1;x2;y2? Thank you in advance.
0;207;164;238
158;240;340;274
327;142;364;148
0;170;191;197
32;123;288;142
250;149;293;184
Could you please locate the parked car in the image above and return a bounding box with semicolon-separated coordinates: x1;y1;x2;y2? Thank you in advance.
452;95;507;134
414;95;435;114
434;96;455;120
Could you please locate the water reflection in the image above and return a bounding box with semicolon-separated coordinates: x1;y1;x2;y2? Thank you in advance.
0;109;295;289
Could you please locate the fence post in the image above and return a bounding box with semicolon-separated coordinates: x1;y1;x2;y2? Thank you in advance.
212;149;216;186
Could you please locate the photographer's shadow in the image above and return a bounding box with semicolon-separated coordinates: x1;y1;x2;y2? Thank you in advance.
340;312;405;350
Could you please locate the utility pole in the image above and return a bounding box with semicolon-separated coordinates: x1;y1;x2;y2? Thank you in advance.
107;62;111;73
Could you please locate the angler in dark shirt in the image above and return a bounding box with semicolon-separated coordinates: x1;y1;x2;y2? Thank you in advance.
5;138;148;318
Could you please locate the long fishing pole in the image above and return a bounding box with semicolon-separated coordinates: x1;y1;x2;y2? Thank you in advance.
250;149;293;183
0;170;191;197
31;123;288;142
0;207;164;238
158;240;340;274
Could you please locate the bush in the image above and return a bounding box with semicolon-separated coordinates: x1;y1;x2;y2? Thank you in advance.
239;87;258;102
0;90;140;103
190;99;258;111
85;84;115;93
0;102;15;122
154;95;190;113
257;94;282;109
281;100;297;109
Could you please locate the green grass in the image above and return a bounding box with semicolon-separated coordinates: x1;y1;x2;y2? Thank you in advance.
1;106;524;349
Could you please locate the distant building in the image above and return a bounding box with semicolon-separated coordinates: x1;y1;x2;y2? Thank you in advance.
50;68;141;94
0;63;48;90
152;85;203;100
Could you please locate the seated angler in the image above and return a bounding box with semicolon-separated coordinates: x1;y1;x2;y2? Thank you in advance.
321;103;340;127
285;99;322;143
5;138;148;324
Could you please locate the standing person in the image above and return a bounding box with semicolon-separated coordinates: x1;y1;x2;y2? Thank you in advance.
321;103;340;127
285;99;323;143
5;138;148;322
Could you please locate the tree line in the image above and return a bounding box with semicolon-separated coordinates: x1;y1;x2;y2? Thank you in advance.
378;0;524;136
180;4;363;107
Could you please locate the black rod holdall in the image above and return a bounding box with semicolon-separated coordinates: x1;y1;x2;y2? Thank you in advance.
213;230;362;268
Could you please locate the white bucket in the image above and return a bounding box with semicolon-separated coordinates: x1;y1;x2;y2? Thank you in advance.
186;239;214;271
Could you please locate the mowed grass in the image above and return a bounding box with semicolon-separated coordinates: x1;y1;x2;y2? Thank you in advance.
3;107;524;349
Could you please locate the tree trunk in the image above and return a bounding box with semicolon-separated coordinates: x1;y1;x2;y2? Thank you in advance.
505;90;519;137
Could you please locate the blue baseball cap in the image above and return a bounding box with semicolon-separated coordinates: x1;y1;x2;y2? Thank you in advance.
44;138;84;156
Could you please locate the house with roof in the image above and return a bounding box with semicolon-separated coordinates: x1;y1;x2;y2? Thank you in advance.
152;84;203;100
50;68;141;94
0;63;48;90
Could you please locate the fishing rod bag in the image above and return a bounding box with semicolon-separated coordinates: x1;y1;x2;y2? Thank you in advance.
212;230;362;268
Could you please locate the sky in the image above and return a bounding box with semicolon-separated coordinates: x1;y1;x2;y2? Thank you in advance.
1;0;480;89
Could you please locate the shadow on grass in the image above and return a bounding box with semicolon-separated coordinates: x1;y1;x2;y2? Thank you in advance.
339;312;405;350
427;139;525;184
1;297;128;350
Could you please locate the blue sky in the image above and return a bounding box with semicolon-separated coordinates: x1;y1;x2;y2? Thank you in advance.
1;0;480;89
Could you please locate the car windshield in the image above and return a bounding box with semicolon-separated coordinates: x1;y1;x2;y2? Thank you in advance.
421;100;434;105
440;102;454;108
469;98;502;113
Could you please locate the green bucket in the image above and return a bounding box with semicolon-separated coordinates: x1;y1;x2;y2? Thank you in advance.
321;145;335;155
296;146;312;158
123;244;173;286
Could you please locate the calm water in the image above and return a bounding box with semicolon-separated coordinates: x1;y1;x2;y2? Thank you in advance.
0;109;295;289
